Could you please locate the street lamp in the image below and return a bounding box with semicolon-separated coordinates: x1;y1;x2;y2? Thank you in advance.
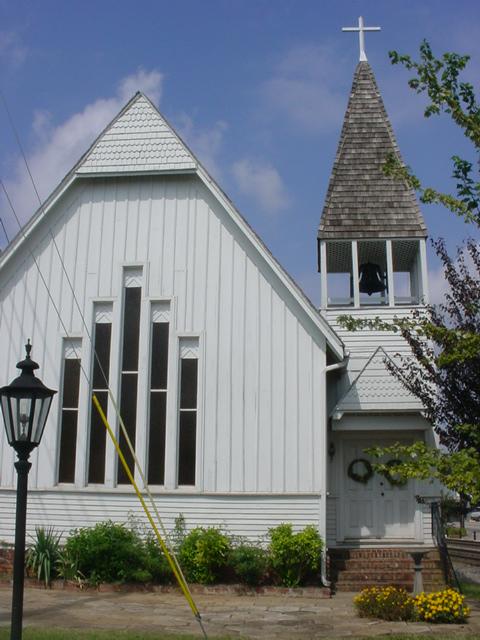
0;340;56;640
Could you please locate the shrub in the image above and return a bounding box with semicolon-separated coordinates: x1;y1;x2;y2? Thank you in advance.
230;544;268;586
26;526;62;586
64;520;149;585
354;586;415;621
415;588;470;623
144;535;174;584
178;527;231;584
56;546;84;584
446;526;467;538
172;514;187;550
268;523;323;587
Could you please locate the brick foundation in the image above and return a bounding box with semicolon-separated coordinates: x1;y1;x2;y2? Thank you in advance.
328;547;445;592
0;548;13;576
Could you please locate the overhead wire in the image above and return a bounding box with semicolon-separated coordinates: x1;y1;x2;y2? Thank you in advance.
0;89;207;638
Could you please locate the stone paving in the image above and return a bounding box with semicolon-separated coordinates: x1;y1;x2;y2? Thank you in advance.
0;586;479;638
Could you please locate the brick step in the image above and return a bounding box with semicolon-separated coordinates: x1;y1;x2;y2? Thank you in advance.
337;571;442;582
328;547;446;593
331;559;442;571
330;548;440;560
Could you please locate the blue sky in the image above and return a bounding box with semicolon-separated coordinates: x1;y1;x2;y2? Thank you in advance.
0;0;478;304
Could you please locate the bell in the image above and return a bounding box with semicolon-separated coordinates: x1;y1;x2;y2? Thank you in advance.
358;262;386;296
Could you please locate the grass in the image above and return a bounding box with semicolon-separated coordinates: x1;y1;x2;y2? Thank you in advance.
461;580;480;600
0;633;479;640
0;631;237;640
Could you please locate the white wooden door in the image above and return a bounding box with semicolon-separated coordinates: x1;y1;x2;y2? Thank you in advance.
342;440;416;540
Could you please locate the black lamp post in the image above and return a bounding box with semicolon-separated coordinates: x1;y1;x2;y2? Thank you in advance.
0;341;56;640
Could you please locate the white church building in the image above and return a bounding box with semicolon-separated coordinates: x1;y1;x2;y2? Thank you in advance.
0;32;439;572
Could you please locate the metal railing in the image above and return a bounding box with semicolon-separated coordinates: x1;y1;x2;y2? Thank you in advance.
430;501;462;592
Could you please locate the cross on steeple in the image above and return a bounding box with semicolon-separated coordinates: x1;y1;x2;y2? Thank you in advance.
342;16;381;62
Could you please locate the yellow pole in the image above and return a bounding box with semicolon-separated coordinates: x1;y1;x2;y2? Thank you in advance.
91;394;203;622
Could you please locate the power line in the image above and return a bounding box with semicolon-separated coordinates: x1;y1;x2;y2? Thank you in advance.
0;89;207;636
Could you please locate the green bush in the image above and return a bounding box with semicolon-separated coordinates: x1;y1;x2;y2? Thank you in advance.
55;546;84;584
144;535;173;584
172;514;187;550
230;544;268;586
354;586;415;621
26;526;62;586
178;527;231;584
446;525;467;538
268;523;323;587
64;521;149;585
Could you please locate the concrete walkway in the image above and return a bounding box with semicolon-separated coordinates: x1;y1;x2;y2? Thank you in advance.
0;586;479;638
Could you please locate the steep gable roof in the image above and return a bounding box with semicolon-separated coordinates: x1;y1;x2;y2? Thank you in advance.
332;346;424;417
318;62;427;240
77;93;197;174
0;92;344;360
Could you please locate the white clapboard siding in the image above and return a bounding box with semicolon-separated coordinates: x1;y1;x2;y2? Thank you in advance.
326;496;337;546
0;174;327;498
324;307;423;364
422;503;434;544
0;490;322;544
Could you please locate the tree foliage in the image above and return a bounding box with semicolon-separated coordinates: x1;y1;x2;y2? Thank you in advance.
368;442;480;505
384;40;480;226
341;41;480;501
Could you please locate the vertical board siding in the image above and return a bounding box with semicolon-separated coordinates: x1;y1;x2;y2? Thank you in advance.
0;175;327;497
271;293;286;493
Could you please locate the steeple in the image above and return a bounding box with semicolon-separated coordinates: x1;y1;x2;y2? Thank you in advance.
318;60;428;310
319;62;426;240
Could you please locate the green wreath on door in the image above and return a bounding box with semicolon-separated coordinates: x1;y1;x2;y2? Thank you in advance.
381;459;408;487
347;458;373;484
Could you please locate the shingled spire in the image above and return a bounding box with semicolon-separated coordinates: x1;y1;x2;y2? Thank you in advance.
318;62;427;239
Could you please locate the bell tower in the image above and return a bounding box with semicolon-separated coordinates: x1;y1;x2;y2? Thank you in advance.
318;54;428;313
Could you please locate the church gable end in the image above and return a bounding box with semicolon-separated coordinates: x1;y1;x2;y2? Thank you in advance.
77;93;197;175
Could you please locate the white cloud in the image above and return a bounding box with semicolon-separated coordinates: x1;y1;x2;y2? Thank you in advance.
261;43;348;133
0;68;163;238
231;158;289;214
176;114;227;180
118;68;163;105
0;31;27;68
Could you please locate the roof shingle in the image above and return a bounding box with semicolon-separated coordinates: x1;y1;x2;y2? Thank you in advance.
77;93;196;174
318;62;427;239
332;347;424;415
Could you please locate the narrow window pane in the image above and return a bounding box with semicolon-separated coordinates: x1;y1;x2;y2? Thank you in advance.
118;372;138;484
62;359;81;408
58;411;78;484
58;356;81;483
151;323;169;389
148;392;167;484
88;390;108;484
178;355;198;486
118;284;141;485
122;287;141;370
148;321;169;485
178;411;196;485
88;322;111;484
92;323;112;388
180;359;198;409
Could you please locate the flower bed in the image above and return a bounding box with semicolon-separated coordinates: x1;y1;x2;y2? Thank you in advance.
354;585;470;623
